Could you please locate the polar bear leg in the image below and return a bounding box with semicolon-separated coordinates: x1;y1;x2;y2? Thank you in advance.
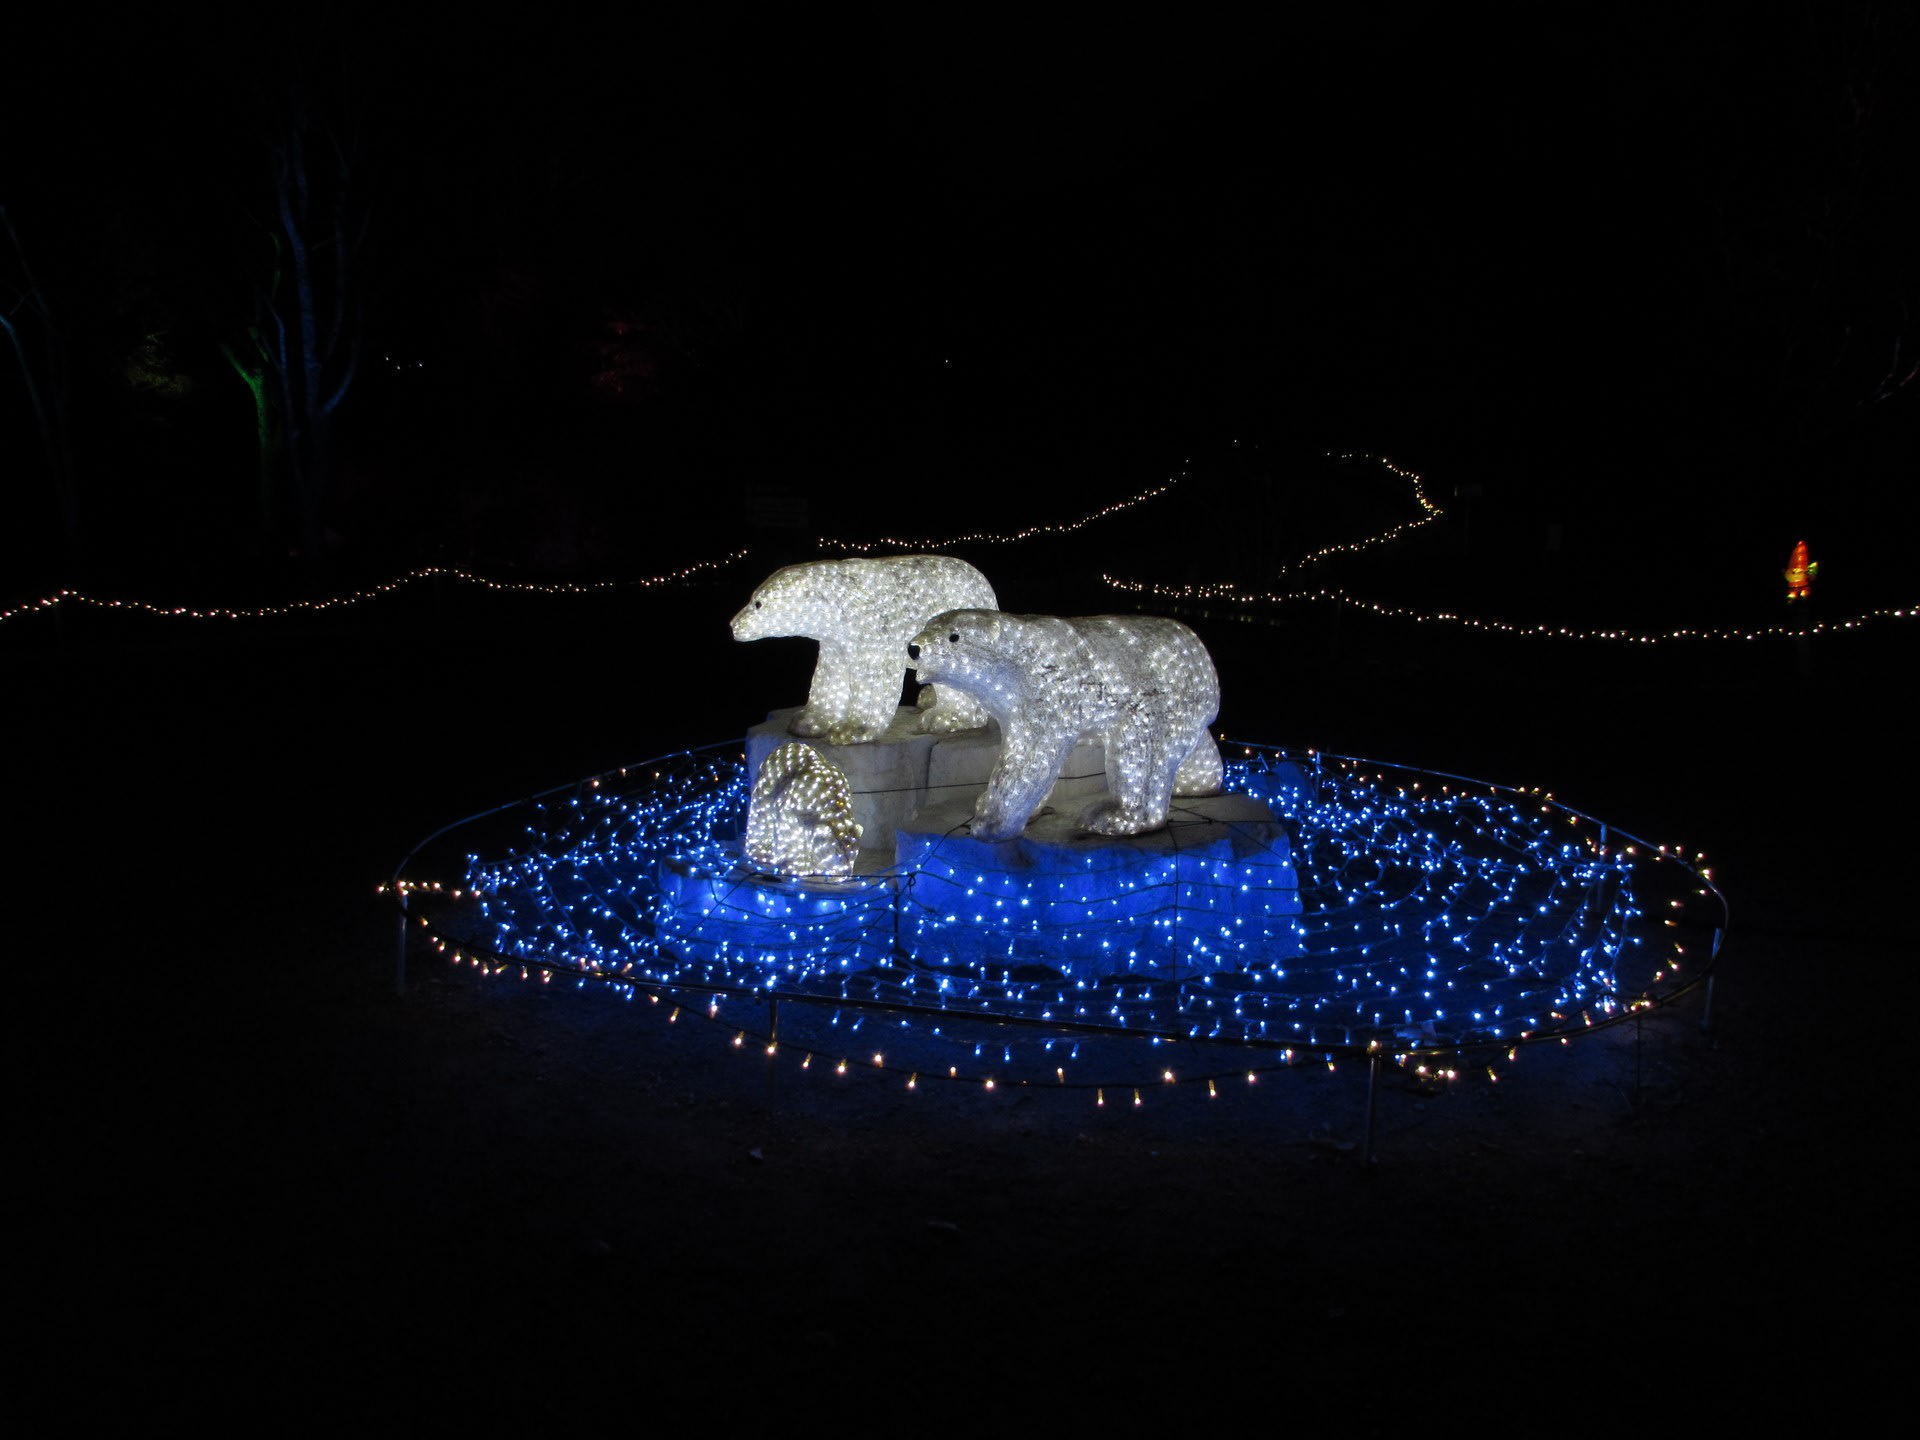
917;684;990;735
826;648;901;745
793;644;853;737
1172;729;1222;796
1081;715;1178;836
973;729;1076;842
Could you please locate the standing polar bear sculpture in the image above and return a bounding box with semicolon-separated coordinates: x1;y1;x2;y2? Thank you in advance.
732;556;997;745
908;610;1223;841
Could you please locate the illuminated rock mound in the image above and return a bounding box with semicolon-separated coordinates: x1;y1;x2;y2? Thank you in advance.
743;742;862;880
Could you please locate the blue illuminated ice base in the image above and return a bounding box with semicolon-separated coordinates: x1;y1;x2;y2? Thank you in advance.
402;740;1723;1089
892;792;1301;977
655;788;1301;981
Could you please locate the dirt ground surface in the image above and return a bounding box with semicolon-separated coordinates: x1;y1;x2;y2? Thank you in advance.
16;581;1907;1425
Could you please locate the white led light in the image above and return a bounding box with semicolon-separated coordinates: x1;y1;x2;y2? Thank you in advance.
908;610;1223;840
743;743;862;879
732;556;998;744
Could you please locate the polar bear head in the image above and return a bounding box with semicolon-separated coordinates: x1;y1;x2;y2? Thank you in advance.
909;609;1069;700
731;562;837;643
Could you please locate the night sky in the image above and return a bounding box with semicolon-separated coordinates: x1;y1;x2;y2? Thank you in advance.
5;4;1914;596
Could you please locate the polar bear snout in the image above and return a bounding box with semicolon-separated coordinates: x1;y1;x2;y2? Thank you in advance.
907;629;943;681
731;597;772;640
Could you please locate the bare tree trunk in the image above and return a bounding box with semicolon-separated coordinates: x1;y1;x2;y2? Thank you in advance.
225;114;363;566
2;206;79;564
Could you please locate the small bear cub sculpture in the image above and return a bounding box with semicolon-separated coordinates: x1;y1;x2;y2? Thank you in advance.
733;556;997;745
744;742;862;880
908;610;1223;841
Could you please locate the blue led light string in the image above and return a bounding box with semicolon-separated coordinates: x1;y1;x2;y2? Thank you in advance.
391;738;1724;1092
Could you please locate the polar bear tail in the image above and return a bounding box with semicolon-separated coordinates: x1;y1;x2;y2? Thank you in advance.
1172;730;1223;797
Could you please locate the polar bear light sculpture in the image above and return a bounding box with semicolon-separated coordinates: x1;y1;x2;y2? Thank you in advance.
908;610;1223;841
744;742;863;879
732;556;998;745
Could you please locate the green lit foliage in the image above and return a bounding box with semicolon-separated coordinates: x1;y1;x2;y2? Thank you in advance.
221;108;366;562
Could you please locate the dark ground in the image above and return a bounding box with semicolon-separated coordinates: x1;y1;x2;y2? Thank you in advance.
14;539;1909;1425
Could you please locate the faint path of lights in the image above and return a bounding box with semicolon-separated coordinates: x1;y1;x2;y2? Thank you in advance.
814;467;1185;553
1104;580;1920;645
0;553;751;626
3;464;1197;623
1100;449;1916;643
1272;453;1445;578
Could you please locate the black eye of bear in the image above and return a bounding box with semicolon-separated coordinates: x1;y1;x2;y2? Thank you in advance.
949;632;961;643
754;600;762;609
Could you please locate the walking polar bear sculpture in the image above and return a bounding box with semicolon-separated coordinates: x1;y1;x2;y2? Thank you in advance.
732;556;997;745
908;610;1223;841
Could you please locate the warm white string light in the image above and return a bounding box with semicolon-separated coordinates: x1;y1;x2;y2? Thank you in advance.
813;468;1186;553
1103;451;1915;643
1103;579;1918;644
1273;452;1445;578
0;552;751;626
0;463;1186;625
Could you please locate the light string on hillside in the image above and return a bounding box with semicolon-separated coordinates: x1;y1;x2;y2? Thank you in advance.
1269;452;1445;578
1104;580;1919;644
388;740;1723;1096
1100;450;1916;643
813;467;1184;554
0;552;751;626
0;463;1192;625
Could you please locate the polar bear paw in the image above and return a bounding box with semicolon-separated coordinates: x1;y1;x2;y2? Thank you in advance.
919;704;981;735
1079;799;1158;837
826;720;884;746
967;802;1025;843
790;707;832;738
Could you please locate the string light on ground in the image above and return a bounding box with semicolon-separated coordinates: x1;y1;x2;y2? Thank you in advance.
1273;453;1445;578
389;738;1726;1096
814;468;1185;554
1099;452;1912;644
0;553;750;626
1103;579;1918;645
4;460;1186;624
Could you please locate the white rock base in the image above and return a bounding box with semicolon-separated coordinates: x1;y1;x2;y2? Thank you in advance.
714;710;1305;980
745;706;1106;853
